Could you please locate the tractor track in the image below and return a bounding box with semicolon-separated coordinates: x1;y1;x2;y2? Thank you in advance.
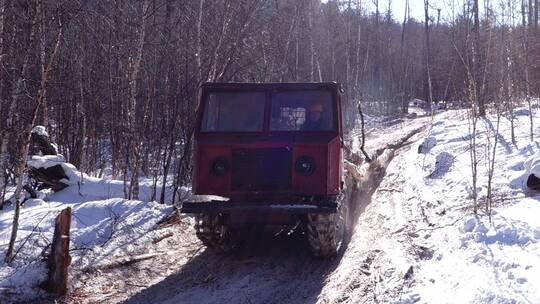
69;116;431;304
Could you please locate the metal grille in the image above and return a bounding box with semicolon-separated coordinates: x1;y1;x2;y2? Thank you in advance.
232;148;292;191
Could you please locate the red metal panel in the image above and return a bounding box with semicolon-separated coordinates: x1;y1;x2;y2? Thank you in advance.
327;137;342;194
194;145;231;196
292;144;327;195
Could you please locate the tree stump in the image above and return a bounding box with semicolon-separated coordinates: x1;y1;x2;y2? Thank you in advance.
44;207;72;296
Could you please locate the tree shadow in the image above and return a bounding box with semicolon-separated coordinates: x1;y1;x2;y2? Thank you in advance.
483;117;513;154
427;152;454;179
121;230;342;304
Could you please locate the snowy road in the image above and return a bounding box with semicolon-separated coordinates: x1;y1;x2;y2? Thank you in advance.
71;116;432;304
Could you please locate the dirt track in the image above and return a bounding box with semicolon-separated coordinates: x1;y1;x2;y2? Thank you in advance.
70;116;431;304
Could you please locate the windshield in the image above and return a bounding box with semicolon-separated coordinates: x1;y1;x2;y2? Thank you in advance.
270;90;334;131
201;91;265;132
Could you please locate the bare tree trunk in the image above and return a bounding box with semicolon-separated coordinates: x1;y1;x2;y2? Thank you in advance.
535;0;539;27
0;1;35;209
6;12;63;263
468;91;479;214
0;0;7;200
399;0;409;108
373;0;380;95
37;0;48;127
308;0;314;82
208;1;231;82
529;0;534;26
196;0;205;84
520;0;535;141
0;0;6;69
354;0;363;91
473;0;485;116
424;0;434;112
128;0;150;200
357;98;371;162
485;113;501;222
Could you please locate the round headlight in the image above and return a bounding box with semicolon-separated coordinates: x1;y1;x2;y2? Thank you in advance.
295;156;316;175
210;157;228;176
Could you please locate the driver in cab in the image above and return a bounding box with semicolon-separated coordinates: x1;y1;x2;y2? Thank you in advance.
301;102;325;131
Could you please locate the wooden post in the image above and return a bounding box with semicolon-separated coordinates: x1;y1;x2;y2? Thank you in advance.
44;207;71;296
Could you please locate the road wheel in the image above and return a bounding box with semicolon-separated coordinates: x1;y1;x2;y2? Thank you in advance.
306;197;348;258
194;214;235;252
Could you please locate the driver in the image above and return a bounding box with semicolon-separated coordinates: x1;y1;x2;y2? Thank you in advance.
302;102;325;130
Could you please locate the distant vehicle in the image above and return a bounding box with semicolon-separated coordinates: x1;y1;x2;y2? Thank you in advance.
408;98;428;116
434;100;447;110
408;98;428;109
407;99;447;113
181;82;349;258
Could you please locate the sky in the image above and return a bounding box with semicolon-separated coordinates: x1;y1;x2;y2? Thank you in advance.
331;0;476;23
378;0;465;22
390;0;426;20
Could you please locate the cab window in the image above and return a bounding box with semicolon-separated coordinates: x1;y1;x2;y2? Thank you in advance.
201;92;265;132
270;90;334;131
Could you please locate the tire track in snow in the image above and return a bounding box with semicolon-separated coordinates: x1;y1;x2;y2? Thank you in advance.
317;129;430;303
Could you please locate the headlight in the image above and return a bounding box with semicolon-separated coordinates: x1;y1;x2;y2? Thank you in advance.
295;156;315;175
210;157;228;176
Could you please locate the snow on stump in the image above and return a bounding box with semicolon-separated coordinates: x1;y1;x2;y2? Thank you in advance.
30;126;57;156
27;126;73;192
43;207;72;296
26;125;84;192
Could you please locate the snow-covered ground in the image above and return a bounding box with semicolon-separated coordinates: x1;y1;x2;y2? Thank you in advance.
394;109;540;303
1;108;540;303
0;164;179;303
322;109;540;303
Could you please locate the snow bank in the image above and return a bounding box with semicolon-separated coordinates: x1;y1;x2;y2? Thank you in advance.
395;110;540;303
0;172;177;302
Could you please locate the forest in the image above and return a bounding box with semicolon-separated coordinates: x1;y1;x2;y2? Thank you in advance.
0;0;539;204
2;1;540;302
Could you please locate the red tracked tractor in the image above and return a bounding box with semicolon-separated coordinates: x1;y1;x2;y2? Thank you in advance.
181;82;350;258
